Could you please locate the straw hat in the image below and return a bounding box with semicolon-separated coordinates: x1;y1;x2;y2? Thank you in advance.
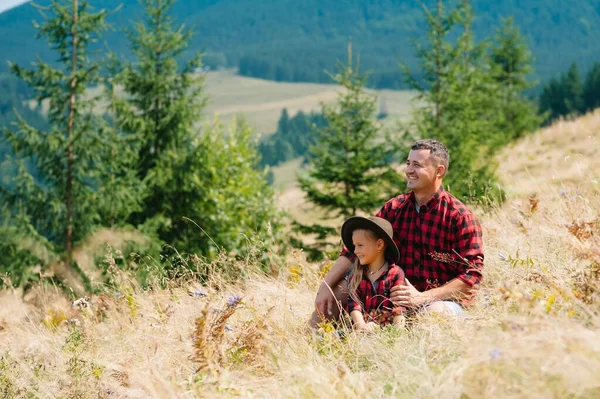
341;216;400;264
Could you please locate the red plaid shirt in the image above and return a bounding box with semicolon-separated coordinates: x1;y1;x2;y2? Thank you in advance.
342;187;484;295
347;265;406;326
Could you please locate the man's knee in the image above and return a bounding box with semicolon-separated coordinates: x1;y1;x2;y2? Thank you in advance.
424;301;464;317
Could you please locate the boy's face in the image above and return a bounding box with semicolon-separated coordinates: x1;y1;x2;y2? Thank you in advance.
352;229;384;266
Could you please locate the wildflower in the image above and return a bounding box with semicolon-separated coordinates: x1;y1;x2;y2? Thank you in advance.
489;348;502;359
72;297;91;309
429;251;454;264
227;295;242;307
225;325;233;332
498;252;508;262
115;291;122;298
64;318;81;327
193;289;208;298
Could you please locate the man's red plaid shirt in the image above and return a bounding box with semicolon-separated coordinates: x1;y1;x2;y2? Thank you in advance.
347;264;406;326
342;187;484;297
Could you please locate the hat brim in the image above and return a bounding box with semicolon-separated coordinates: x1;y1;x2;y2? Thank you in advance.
341;217;400;264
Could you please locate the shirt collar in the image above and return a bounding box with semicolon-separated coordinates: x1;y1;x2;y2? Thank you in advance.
410;185;446;212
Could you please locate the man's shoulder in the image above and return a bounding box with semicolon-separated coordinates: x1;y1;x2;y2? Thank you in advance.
384;193;411;209
440;190;477;219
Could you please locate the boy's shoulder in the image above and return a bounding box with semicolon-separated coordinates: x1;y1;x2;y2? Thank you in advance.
387;264;405;278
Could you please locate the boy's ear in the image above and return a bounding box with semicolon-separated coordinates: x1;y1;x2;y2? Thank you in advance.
377;238;385;251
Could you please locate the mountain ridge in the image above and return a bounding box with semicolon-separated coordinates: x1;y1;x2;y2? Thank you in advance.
1;0;599;87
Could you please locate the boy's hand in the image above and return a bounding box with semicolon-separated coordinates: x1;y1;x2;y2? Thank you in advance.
356;321;379;332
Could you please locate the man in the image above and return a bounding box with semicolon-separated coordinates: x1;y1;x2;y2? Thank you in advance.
310;139;484;327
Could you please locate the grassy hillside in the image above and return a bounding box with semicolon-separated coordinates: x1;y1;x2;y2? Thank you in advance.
29;69;414;137
204;70;414;136
1;0;599;86
1;110;599;398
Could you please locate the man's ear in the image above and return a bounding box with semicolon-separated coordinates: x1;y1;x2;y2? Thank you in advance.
436;164;446;178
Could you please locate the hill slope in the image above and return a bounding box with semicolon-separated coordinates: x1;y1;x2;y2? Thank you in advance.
0;111;599;397
204;70;414;135
1;0;599;86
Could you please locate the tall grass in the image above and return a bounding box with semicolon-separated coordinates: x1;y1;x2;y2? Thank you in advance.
0;112;599;398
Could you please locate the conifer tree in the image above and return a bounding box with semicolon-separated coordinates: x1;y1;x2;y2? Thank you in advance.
111;0;279;258
1;0;139;279
563;62;585;115
539;77;567;121
403;0;503;202
489;17;542;144
583;62;600;112
109;0;205;249
539;62;586;122
295;45;402;259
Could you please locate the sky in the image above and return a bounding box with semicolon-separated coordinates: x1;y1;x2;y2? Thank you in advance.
0;0;29;14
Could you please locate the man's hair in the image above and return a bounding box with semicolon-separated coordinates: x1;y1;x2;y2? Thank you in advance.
411;139;449;173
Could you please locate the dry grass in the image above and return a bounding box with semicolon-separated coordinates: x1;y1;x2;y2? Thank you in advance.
204;70;415;136
2;112;600;398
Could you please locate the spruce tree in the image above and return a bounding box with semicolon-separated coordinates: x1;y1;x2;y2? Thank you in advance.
403;0;503;202
583;62;600;112
539;62;587;122
295;45;402;259
563;62;585;115
0;0;139;283
111;0;279;258
539;77;567;121
109;0;205;249
489;17;542;144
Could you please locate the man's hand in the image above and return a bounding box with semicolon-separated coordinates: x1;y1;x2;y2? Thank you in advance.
314;282;335;318
390;278;429;308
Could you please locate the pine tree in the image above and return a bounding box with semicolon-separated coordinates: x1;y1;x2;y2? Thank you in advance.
489;17;542;144
0;0;139;284
109;0;205;249
295;45;402;259
403;0;503;202
539;77;567;121
583;62;600;112
111;0;279;258
563;62;584;115
539;62;586;123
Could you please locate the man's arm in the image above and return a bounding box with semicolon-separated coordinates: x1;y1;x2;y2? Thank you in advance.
314;256;352;317
391;211;484;308
390;277;474;308
453;212;484;288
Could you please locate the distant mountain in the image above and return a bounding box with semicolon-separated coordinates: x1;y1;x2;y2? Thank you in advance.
1;0;599;88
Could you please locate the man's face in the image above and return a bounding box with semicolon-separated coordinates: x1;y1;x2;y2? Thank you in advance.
405;149;441;192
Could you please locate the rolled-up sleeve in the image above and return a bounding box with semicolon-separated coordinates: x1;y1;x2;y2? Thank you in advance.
454;213;484;287
347;296;362;313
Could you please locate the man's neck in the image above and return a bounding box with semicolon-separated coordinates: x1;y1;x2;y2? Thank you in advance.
414;183;442;207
